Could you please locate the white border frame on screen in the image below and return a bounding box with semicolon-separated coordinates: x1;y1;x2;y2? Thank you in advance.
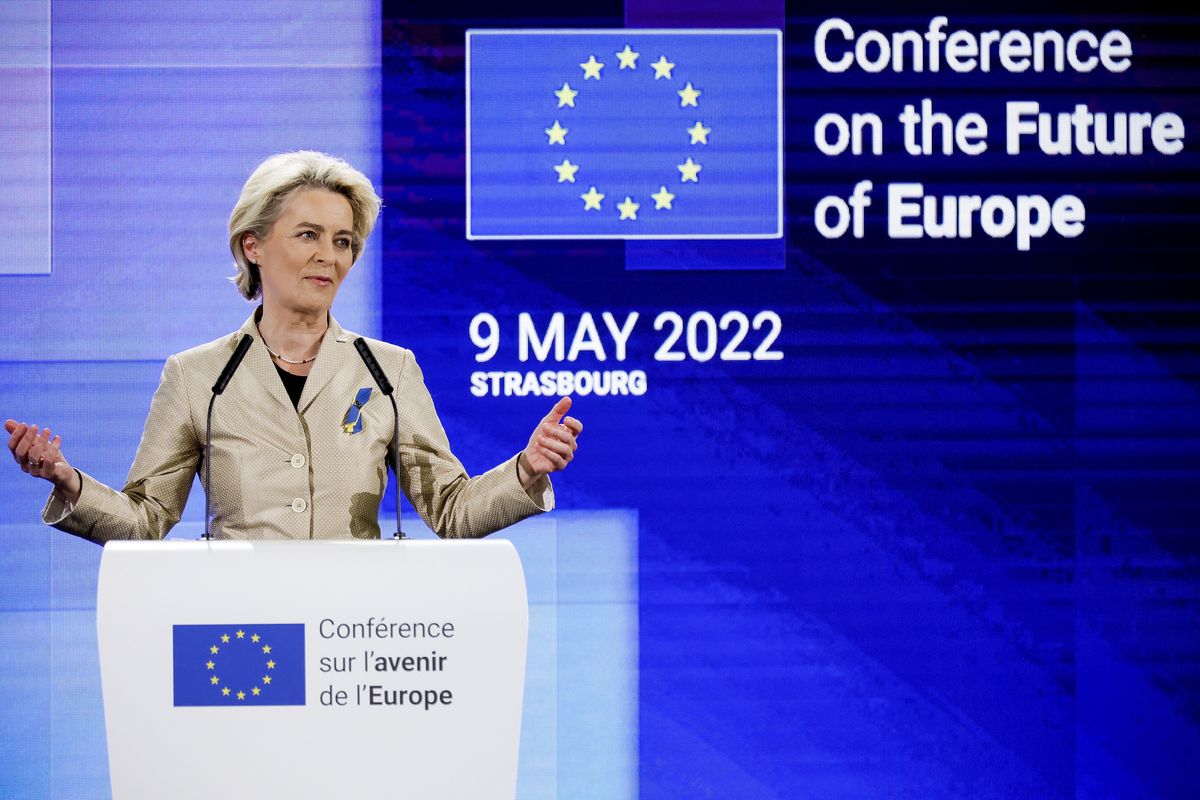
464;28;784;241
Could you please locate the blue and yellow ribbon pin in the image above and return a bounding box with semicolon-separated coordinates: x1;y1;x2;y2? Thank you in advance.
341;388;373;434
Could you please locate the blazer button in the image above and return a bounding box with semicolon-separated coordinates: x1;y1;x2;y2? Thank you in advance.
290;453;306;469
291;498;308;513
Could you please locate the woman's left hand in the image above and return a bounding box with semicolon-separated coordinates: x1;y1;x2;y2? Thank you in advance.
518;397;583;489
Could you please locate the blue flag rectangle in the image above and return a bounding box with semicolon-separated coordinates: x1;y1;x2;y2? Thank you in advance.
467;29;782;240
173;623;306;707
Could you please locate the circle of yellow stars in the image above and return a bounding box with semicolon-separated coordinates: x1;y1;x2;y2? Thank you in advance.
205;629;277;701
544;43;711;221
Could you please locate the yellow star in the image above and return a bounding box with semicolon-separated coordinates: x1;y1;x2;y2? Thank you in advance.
251;634;260;643
651;186;676;210
210;675;220;685
579;55;604;80
554;82;578;108
677;82;701;108
580;186;605;211
617;196;639;221
263;675;272;685
687;121;711;145
210;645;219;654
237;691;246;701
252;686;261;696
235;630;245;639
545;120;568;145
650;55;675;79
205;660;215;670
221;687;230;696
262;644;272;654
220;634;230;643
553;159;579;183
266;660;276;669
678;157;702;183
615;44;639;70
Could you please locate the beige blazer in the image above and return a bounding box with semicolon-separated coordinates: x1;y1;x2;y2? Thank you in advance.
43;310;552;542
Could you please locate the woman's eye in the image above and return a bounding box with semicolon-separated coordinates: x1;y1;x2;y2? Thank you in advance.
336;238;351;248
300;230;317;239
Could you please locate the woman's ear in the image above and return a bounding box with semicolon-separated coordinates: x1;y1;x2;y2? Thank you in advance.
242;232;260;264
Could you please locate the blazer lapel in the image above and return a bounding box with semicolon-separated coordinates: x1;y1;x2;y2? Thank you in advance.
235;310;295;414
297;315;354;414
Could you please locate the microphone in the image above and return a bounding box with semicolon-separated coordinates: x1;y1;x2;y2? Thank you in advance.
354;337;394;394
204;333;253;540
353;338;405;540
212;333;253;394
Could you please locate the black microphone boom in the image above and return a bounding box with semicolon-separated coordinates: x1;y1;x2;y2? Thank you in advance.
353;337;394;395
213;333;253;394
204;333;254;540
353;337;405;540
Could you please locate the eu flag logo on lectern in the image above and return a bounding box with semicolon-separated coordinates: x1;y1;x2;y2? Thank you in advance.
466;29;782;240
173;623;306;707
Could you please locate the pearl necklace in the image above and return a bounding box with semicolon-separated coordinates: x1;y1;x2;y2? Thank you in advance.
260;333;319;365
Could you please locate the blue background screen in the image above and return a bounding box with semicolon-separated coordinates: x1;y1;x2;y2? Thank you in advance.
1;1;1197;798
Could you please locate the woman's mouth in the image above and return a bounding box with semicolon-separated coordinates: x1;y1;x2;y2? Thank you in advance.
305;276;333;287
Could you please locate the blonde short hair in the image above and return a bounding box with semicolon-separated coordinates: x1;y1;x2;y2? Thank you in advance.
228;151;382;300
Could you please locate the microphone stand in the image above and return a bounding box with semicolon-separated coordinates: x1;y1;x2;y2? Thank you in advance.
353;338;405;540
204;333;253;540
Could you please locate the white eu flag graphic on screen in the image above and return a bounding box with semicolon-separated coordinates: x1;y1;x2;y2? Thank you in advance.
467;29;783;240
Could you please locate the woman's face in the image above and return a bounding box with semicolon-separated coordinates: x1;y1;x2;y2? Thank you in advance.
243;188;356;317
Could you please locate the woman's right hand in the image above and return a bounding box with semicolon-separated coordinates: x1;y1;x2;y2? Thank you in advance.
6;419;82;504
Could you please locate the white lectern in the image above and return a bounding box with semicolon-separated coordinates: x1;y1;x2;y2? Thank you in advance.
96;540;528;800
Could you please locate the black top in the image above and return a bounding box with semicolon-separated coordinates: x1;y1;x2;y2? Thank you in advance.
274;364;307;408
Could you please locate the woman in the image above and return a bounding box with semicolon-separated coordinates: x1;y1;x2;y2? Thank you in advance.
6;150;582;542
